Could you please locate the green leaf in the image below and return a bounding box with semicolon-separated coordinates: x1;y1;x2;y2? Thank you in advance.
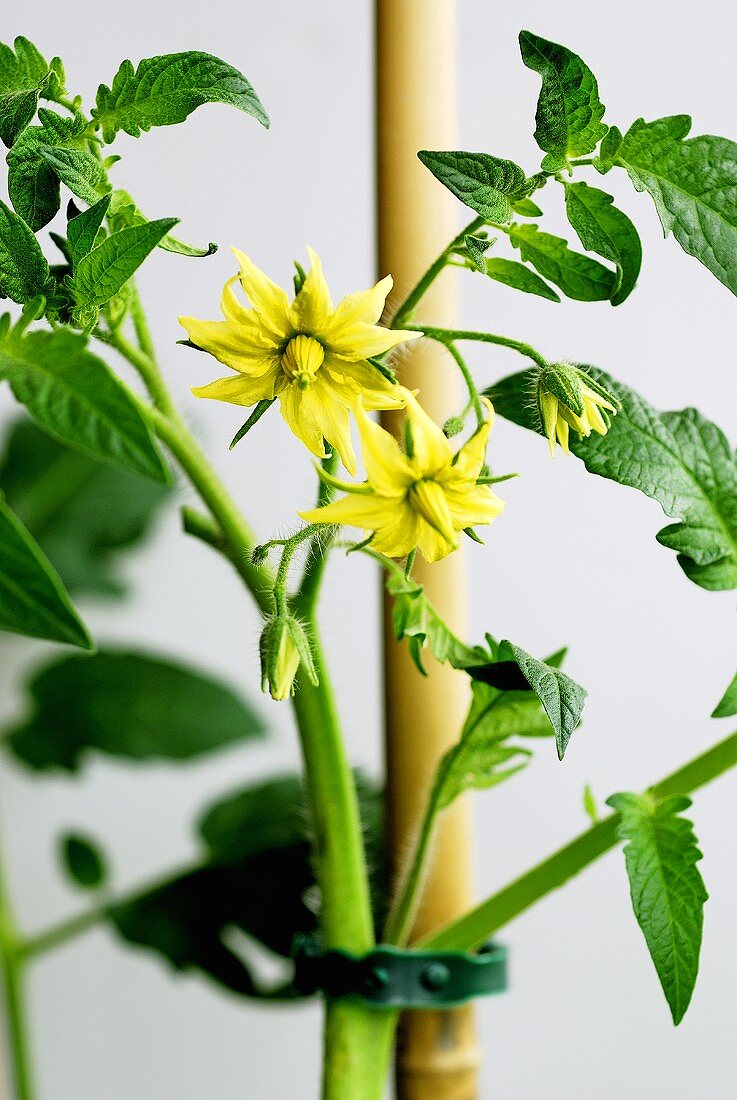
0;419;169;597
509;223;616;301
483;256;560;301
0;200;50;303
92;51;269;143
387;571;487;674
66;194;111;263
107;189;216;259
711;669;737;719
0;325;169;482
71;218;178;308
60;833;107;890
6;109;86;231
564;181;642;305
39;145;110;205
0;494;90;648
7;650;265;771
617;116;737;296
111;775;382;1000
607;792;707;1024
519;30;607;170
418;150;527;222
595;125;623;174
0;37;64;148
511;197;543;217
464;233;495;272
466;640;586;759
489;367;737;590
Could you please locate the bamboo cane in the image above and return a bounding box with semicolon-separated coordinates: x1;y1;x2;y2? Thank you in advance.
376;3;481;1097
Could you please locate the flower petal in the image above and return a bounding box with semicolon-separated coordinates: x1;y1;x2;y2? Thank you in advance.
404;394;453;474
321;357;407;412
415;517;458;564
327;274;393;330
179;316;279;374
444;402;493;482
444;484;505;528
279;383;329;460
291;247;333;332
301;493;419;560
232;248;293;340
192;370;280;406
325;322;421;361
354;402;415;495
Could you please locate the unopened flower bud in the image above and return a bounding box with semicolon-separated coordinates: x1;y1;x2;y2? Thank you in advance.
535;362;619;456
443;416;464;438
259;614;318;701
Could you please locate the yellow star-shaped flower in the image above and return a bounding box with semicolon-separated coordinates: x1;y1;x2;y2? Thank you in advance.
179;248;420;472
300;395;505;563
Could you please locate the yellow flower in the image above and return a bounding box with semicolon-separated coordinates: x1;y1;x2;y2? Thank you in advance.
536;362;618;456
300;394;505;563
179;248;420;473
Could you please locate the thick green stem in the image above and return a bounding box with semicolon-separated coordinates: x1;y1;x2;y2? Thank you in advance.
322;1001;397;1100
0;839;34;1100
422;729;737;951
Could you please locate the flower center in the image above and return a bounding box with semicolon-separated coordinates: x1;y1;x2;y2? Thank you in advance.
281;335;325;388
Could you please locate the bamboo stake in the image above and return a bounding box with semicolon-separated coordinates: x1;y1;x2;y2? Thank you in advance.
376;3;481;1097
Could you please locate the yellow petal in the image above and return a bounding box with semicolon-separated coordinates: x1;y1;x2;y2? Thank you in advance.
444;403;493;482
279;384;329;460
539;391;559;457
307;380;357;474
555;416;570;454
219;275;275;340
179;316;279;374
354;402;414;495
408;479;456;544
300;492;390;530
404;393;453;474
325;322;421;361
291;247;333;332
232;248;293;340
192;370;280;406
321;357;407;412
415;518;458;564
582;394;609;435
444;484;505;528
326;274;393;332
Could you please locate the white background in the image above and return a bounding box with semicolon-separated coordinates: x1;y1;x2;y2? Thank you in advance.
1;2;736;1097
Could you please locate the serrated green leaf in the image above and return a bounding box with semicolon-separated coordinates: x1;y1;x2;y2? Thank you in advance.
0;495;90;648
616;115;737;296
6;110;86;230
509;222;616;301
511;197;543;217
39;145;110;205
92;51;269;143
466;640;586;759
0;37;64;148
711;669;737;719
60;833;107;890
488;367;737;591
483;256;560;301
0;419;169;597
107;189;216;258
519;30;607;169
564;181;642;305
0;200;50;303
0;325;169;482
418;150;527;222
7;650;265;771
607;791;707;1025
71;217;178;307
66;194;111;263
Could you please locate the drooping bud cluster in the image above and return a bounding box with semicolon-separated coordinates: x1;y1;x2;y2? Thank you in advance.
259;614;318;701
535;362;619;456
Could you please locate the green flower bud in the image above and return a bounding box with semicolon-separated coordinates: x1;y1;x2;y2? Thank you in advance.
535;362;619;456
443;416;464;438
259;614;318;701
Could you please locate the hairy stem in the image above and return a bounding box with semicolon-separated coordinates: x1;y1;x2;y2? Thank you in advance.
422;729;737;951
411;325;548;370
390;216;485;329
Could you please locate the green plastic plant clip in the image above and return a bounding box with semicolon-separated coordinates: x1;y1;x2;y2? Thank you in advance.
292;935;507;1009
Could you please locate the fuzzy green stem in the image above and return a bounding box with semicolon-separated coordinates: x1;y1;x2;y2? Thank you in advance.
0;841;34;1100
382;783;441;947
411;325;549;370
442;341;485;429
422;729;737;951
322;1001;397;1100
391;216;485;329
